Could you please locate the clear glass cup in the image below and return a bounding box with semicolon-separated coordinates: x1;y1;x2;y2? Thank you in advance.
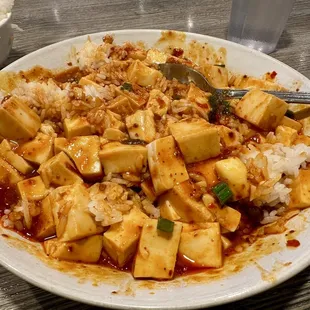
227;0;295;54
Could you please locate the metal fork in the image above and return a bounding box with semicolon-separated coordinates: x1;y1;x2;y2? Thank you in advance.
158;63;310;104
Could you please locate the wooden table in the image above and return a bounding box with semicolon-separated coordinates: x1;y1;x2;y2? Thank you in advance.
1;0;310;309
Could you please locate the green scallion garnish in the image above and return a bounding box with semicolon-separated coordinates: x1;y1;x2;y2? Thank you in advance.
172;94;182;100
208;94;231;123
157;217;174;233
285;109;295;119
212;182;233;206
120;82;133;91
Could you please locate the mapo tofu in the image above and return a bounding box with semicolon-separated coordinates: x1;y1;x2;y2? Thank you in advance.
0;35;308;281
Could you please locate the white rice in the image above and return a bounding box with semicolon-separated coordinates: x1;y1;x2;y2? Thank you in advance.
141;199;160;219
0;0;14;21
260;210;280;225
87;182;135;226
241;143;310;223
83;85;101;99
12;80;69;110
83;84;113;101
263;143;310;179
74;40;110;70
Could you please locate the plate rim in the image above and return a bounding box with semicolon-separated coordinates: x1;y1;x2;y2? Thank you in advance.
3;28;310;84
1;28;310;309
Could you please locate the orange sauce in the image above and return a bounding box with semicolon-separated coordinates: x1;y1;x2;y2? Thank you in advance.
0;184;280;278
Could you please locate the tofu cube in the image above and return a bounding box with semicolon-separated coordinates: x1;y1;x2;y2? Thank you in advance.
17;133;54;165
146;49;168;63
201;194;241;232
215;157;250;200
221;236;232;250
99;142;147;175
159;200;181;221
234;89;287;131
146;89;170;117
169;119;220;164
203;64;228;88
215;206;241;232
232;75;285;91
178;223;222;268
133;219;182;279
147;135;189;195
289;170;310;208
114;86;145;108
50;184;98;242
55;136;102;180
38;152;82;187
0;96;41;141
104;110;125;132
63;117;92;139
187;159;219;189
79;76;104;90
108;95;140;116
279;116;302;132
181;222;217;232
126;109;156;143
128;49;147;60
103;128;127;141
215;125;241;148
127;60;162;87
53;66;81;83
17;176;47;201
0;139;33;174
141;178;157;202
102;207;148;267
159;181;215;223
34;195;56;240
44;235;103;263
275;125;298;146
187;83;211;108
0;158;23;184
53;137;67;154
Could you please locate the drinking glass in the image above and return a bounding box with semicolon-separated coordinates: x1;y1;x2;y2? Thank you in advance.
227;0;295;54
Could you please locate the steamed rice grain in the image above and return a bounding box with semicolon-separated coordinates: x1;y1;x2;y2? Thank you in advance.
241;143;310;209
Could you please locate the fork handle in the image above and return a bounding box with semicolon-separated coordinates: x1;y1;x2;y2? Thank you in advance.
226;89;310;103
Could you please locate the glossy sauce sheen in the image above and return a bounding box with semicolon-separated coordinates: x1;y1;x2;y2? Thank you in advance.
1;202;258;278
0;138;267;277
0;63;276;277
0;178;261;277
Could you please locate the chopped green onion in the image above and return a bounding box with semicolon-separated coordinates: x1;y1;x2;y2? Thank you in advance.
157;217;174;233
215;64;226;68
172;94;182;100
208;94;231;123
212;182;227;193
285;109;295;119
121;139;147;145
212;182;233;206
120;82;133;91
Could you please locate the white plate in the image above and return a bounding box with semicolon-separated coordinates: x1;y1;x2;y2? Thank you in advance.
1;29;310;309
